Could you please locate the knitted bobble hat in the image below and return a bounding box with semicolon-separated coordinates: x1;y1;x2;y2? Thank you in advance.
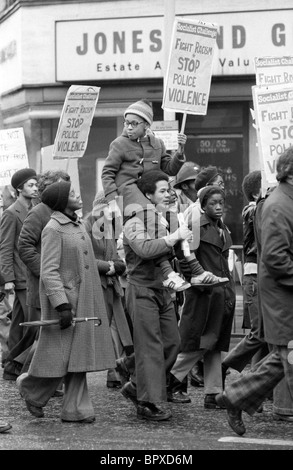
41;181;71;212
124;100;153;125
11;168;37;189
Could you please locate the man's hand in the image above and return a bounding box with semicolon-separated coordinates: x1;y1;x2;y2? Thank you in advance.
4;282;14;294
177;133;187;154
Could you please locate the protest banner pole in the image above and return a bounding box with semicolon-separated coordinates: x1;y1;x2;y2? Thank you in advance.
163;0;175;122
180;112;187;133
65;156;70;173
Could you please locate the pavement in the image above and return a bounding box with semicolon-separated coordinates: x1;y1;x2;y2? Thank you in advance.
1;365;293;454
1;285;293;454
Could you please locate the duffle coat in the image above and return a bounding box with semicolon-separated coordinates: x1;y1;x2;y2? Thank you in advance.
102;129;185;210
179;213;236;352
28;212;116;377
259;182;293;346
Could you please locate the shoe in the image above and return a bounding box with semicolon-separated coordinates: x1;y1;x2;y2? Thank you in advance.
52;390;64;397
115;358;130;381
106;380;122;389
121;381;139;408
162;272;191;292
204;394;226;409
189;364;204;387
191;272;229;288
25;400;44;418
0;421;12;433
3;371;18;381
256;404;263;413
273;413;293;422
137;403;172;421
167;390;191;403
62;416;95;424
215;392;246;436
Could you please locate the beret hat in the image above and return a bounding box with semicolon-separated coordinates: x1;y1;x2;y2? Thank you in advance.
11;168;37;190
194;166;219;191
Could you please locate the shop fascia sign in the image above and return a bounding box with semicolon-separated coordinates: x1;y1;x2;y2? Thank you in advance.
55;10;293;81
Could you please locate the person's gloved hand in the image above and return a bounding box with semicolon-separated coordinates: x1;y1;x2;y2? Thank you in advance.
56;303;73;330
113;259;126;276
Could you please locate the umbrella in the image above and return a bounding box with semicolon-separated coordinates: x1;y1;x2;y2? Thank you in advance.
20;317;102;327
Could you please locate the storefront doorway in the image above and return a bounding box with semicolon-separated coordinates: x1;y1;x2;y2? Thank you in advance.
183;102;249;245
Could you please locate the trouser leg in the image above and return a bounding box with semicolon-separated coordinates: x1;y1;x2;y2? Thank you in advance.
61;372;95;422
171;350;205;383
18;373;61;408
224;348;285;415
203;350;222;394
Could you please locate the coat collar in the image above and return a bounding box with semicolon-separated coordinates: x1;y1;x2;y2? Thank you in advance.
200;213;232;251
279;181;293;200
12;197;30;220
51;211;82;226
121;129;157;148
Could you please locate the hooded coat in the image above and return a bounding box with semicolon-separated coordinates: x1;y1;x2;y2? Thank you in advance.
28;212;116;377
101;129;185;210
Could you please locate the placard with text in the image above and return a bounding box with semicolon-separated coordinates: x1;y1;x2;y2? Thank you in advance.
53;85;100;159
162;17;218;115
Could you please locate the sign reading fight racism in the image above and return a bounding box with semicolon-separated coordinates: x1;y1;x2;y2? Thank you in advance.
252;84;293;185
162;17;218;115
0;127;29;186
255;56;293;86
53;85;100;159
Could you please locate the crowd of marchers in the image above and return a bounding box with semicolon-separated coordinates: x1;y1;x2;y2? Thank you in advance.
0;99;293;437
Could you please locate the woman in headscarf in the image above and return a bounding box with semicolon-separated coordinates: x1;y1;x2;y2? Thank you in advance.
17;181;115;423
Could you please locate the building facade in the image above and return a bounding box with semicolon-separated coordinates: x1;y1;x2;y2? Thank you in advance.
1;0;293;242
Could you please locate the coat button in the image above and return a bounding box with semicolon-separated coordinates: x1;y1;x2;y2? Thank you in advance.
81;236;85;240
84;250;88;255
85;265;89;269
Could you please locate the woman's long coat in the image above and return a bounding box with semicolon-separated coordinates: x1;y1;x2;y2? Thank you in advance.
179;213;236;352
259;182;293;346
28;212;116;377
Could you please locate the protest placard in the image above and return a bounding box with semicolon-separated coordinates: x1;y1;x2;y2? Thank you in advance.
162;17;218;126
0;127;29;186
53;85;100;159
252;84;293;185
255;56;293;87
151;120;179;150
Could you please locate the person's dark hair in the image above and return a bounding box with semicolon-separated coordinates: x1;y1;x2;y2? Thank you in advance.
37;170;71;195
199;186;225;208
276;147;293;182
242;170;261;202
137;170;169;196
